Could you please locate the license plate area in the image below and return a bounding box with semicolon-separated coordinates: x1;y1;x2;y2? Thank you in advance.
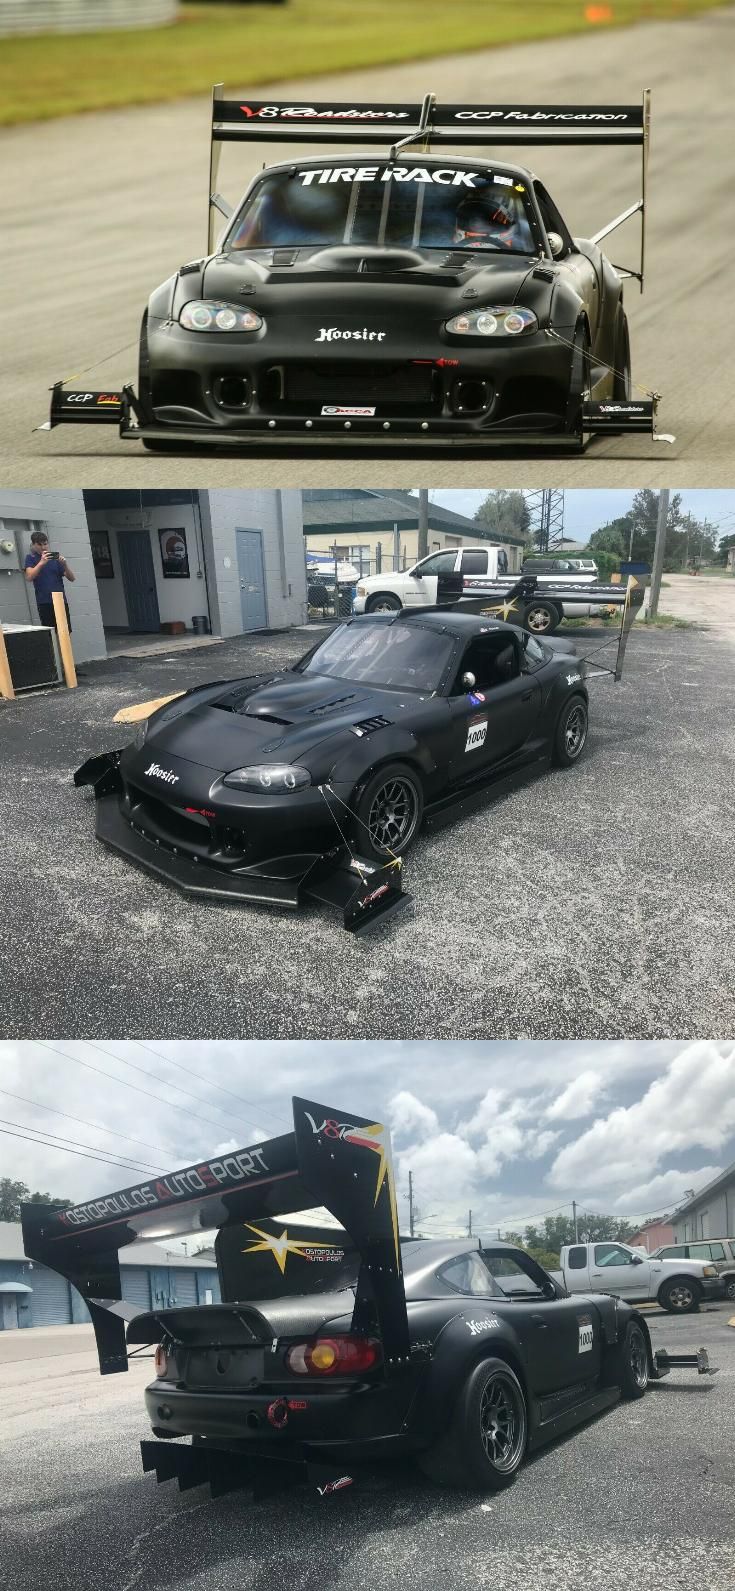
183;1347;266;1389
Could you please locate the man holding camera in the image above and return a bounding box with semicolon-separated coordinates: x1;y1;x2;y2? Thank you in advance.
24;529;75;630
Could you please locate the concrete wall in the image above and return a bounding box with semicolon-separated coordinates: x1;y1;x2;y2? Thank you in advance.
86;502;211;633
202;490;308;638
674;1180;735;1241
0;490;106;662
0;0;178;35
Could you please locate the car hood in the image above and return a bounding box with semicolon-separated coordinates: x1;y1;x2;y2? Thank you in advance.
201;246;545;319
141;670;414;769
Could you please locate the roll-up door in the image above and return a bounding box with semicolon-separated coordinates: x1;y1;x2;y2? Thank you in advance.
121;1267;152;1314
28;1266;71;1326
170;1269;197;1308
197;1270;221;1304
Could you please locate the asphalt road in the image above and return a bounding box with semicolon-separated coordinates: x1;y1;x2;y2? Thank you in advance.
1;1305;733;1591
0;617;733;1041
3;6;735;489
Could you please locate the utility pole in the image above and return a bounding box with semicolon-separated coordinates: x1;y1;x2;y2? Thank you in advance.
408;1171;415;1238
648;489;670;618
467;1209;472;1238
417;488;429;562
573;1201;579;1243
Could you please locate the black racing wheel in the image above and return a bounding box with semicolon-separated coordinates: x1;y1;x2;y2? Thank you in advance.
552;694;588;767
419;1359;528;1490
353;762;423;862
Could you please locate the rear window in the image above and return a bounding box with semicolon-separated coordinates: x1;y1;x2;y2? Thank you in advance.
229;164;536;255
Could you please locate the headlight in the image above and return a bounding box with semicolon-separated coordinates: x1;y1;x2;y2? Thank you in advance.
356;585;367;596
445;306;537;337
703;1265;718;1277
179;301;264;334
132;718;149;748
222;764;311;792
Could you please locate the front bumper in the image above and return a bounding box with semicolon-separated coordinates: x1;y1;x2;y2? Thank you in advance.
74;754;408;934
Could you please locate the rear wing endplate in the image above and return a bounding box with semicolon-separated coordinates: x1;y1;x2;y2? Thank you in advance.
21;1098;409;1375
207;87;650;260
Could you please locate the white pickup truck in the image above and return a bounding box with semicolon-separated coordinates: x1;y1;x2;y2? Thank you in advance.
353;545;609;632
554;1241;722;1314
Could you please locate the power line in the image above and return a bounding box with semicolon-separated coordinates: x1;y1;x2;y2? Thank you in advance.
0;1115;161;1175
121;1041;289;1133
0;1085;177;1161
75;1040;270;1139
0;1124;167;1177
34;1041;262;1142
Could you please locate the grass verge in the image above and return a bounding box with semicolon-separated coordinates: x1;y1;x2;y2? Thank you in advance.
0;0;731;126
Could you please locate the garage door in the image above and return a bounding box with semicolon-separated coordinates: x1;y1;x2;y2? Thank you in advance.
29;1266;71;1326
170;1270;197;1308
121;1268;151;1314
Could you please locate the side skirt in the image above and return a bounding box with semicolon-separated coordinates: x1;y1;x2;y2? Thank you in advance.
423;751;551;834
527;1385;620;1453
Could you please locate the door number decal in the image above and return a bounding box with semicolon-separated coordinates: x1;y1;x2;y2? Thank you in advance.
465;718;488;753
578;1322;594;1353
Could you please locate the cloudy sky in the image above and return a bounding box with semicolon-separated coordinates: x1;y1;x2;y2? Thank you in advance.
2;1042;733;1237
428;489;735;544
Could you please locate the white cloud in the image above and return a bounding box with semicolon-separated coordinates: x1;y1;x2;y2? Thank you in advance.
546;1070;604;1121
612;1166;723;1216
388;1090;439;1143
549;1042;735;1193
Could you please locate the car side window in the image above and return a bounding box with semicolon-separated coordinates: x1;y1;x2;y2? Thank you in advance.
708;1243;726;1261
460;550;488;575
452;635;519;694
413;551;458;577
567;1246;588;1269
534;181;574;254
441;1253;501;1298
594;1244;636;1268
521;633;547;672
660;1245;686;1258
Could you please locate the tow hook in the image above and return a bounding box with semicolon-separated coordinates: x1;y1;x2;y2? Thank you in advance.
267;1398;289;1429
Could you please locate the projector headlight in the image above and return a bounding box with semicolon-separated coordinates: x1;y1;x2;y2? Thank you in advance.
445;306;537;337
222;765;311;792
179;301;264;333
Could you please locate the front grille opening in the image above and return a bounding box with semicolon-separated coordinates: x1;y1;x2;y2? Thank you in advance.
259;362;442;416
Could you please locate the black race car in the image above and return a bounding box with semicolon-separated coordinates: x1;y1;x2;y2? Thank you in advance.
75;609;591;932
21;1097;715;1502
45;92;672;452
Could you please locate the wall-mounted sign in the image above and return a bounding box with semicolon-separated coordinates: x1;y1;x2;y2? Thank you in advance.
90;528;114;580
159;527;190;579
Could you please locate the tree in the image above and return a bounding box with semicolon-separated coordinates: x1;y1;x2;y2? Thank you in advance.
473;490;531;543
718;533;735;565
0;1178;70;1221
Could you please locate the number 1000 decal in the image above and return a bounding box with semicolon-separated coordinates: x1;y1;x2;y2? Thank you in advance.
465;719;488;753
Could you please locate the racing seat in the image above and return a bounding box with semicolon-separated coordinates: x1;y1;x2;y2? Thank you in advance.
455;637;520;693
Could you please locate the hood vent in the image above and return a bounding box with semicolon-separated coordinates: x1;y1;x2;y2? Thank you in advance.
351;714;393;737
441;251;472;270
309;693;358;717
243;710;291;725
272;248;299;267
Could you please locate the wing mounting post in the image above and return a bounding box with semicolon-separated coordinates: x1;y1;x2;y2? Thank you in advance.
388;92;436;162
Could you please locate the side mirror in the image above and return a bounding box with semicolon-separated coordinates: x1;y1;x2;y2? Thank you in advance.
409;567;421;577
462;671;476;690
631;1254;644;1265
547;231;565;259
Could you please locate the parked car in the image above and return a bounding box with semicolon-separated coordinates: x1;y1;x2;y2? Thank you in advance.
651;1239;735;1302
554;1241;721;1313
353;545;509;614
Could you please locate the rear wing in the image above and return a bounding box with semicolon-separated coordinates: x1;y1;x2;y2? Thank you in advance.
435;570;646;682
207;88;651;280
20;1097;408;1375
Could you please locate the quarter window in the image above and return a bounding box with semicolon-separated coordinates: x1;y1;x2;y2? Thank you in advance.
441;1253;500;1298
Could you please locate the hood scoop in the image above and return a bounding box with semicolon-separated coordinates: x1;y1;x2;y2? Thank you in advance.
309;692;358;717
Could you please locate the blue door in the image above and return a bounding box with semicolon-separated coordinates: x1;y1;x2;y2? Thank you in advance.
236;529;267;631
118;530;161;632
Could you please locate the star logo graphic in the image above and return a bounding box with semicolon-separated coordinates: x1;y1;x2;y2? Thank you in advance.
341;1121;401;1268
483;597;518;622
241;1223;344;1274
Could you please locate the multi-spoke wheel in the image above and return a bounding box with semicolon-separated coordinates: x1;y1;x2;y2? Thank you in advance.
353;763;423;863
418;1359;527;1491
365;593;402;613
521;599;561;635
659;1278;701;1314
552;693;589;768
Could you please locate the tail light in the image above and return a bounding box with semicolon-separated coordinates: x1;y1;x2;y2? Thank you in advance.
285;1335;382;1377
154;1344;169;1378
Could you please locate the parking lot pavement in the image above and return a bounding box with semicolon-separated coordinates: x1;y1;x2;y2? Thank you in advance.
0;618;732;1041
659;573;735;644
1;1305;733;1591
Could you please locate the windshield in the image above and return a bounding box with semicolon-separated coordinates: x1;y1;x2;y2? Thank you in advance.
229;165;536;255
298;620;455;692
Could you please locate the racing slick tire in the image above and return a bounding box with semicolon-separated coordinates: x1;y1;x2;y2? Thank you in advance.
658;1277;701;1314
352;761;424;862
565;320;591;436
520;598;562;635
609;1321;650;1401
418;1359;527;1491
552;693;588;768
612;307;632;401
365;593;402;614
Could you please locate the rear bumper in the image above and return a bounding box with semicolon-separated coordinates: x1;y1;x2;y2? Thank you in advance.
144;1379;413;1450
